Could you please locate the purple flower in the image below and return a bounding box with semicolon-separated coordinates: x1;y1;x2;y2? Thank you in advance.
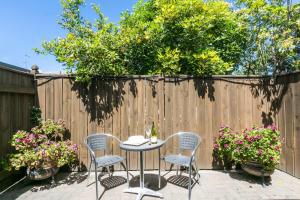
73;144;78;151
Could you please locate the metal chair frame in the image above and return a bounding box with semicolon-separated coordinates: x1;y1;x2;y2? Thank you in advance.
84;133;129;200
163;131;201;200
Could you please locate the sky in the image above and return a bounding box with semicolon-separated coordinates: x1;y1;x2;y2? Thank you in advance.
0;0;299;73
0;0;137;73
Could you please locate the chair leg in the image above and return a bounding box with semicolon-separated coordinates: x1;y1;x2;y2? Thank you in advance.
87;160;92;185
169;163;174;172
106;166;111;177
193;163;200;181
176;165;179;176
120;161;129;185
188;164;192;200
95;163;99;200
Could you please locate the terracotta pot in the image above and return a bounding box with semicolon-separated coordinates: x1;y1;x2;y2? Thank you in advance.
241;161;274;177
27;165;59;181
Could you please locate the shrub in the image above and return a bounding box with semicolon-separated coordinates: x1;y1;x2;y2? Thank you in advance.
214;124;282;171
9;119;78;171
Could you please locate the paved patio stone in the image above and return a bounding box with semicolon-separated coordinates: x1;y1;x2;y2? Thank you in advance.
1;170;300;200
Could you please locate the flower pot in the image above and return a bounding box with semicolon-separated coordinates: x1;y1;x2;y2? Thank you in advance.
27;166;59;181
241;161;274;177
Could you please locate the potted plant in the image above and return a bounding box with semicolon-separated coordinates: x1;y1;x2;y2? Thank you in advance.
214;124;282;176
213;126;243;169
9;119;78;181
239;125;282;176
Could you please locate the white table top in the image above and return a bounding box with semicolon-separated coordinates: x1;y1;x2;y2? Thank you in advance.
119;139;164;152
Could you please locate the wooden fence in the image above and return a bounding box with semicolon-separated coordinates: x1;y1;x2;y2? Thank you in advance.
35;72;300;178
0;64;35;163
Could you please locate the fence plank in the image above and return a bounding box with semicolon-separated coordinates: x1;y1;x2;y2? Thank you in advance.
285;77;295;176
54;78;63;121
294;74;300;177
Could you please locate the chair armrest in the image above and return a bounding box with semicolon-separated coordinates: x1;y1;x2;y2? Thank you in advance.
190;142;200;165
84;140;96;161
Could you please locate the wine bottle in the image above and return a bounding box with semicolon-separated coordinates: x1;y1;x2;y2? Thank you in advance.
150;121;158;143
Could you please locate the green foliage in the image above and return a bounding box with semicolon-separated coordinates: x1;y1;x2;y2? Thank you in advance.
9;119;78;170
36;0;299;81
36;0;248;82
31;119;66;140
214;125;282;171
0;157;9;171
30;106;42;126
235;0;300;74
120;0;248;75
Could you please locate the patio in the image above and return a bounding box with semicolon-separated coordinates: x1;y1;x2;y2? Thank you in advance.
2;169;300;200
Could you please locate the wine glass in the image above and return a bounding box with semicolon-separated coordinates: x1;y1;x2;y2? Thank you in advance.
145;125;152;140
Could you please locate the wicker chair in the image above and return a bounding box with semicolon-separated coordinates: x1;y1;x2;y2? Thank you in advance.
84;133;129;200
162;132;201;200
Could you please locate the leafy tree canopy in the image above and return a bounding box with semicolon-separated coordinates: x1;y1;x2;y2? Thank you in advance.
235;0;300;75
36;0;299;82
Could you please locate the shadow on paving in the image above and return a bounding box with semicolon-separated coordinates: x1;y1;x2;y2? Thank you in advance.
129;173;167;191
167;175;195;189
221;170;272;186
0;172;87;200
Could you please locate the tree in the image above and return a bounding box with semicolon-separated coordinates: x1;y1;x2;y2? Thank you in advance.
234;0;300;75
35;0;125;82
36;0;248;82
36;0;299;82
119;0;249;76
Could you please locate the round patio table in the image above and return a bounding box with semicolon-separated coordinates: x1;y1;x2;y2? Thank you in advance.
120;139;164;200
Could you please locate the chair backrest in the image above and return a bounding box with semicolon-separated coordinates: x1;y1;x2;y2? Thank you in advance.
178;132;200;151
85;134;108;152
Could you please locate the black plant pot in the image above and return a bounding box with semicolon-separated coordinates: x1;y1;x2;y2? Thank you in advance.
27;166;59;181
241;161;274;177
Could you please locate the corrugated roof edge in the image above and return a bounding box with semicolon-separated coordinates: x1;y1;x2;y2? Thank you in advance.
0;61;32;75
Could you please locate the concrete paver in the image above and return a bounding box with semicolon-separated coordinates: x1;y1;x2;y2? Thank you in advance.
1;170;300;200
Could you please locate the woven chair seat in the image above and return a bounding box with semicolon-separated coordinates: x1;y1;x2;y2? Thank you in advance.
95;155;124;167
164;154;191;167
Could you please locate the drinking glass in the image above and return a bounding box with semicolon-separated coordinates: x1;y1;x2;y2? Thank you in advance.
145;125;152;140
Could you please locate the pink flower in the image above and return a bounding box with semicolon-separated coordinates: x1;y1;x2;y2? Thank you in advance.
213;143;219;150
258;149;263;156
224;144;229;148
236;140;243;145
266;124;277;131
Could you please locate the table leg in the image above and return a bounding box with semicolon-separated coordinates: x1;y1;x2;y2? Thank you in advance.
140;151;144;188
123;150;163;200
126;151;129;188
158;148;161;189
